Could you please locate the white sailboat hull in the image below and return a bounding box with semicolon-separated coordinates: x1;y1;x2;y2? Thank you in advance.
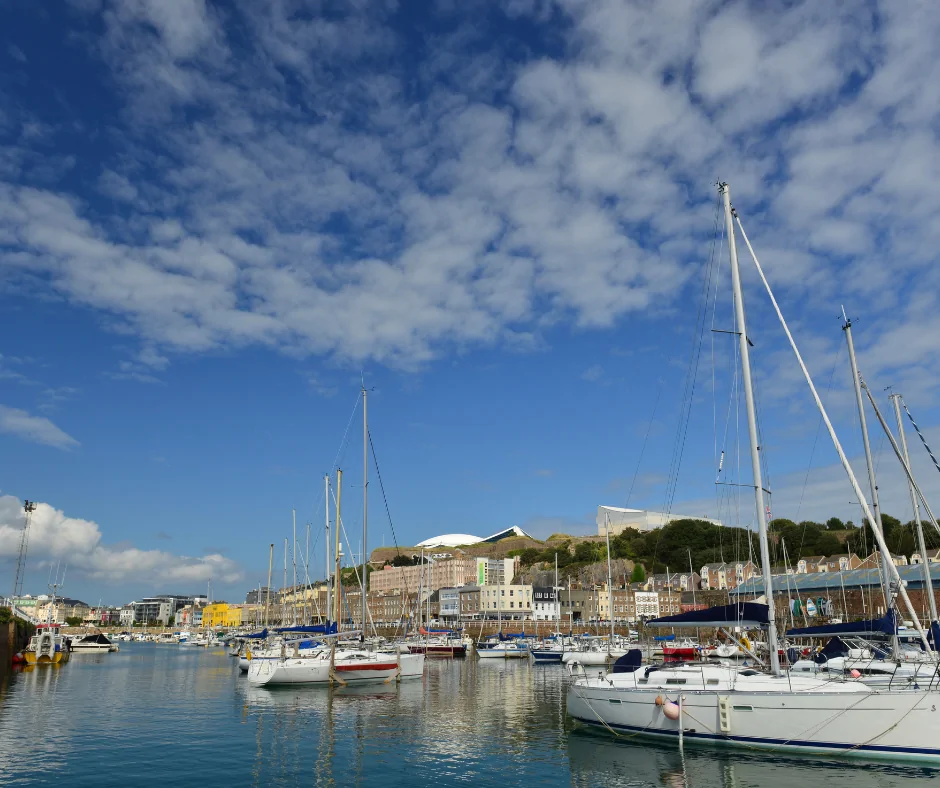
567;669;940;763
562;649;628;666
247;652;424;686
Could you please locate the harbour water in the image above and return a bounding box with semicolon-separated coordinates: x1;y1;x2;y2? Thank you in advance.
0;645;937;787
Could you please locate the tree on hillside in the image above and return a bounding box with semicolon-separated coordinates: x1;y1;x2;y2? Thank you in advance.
630;564;646;583
815;534;842;556
826;517;844;531
769;518;797;531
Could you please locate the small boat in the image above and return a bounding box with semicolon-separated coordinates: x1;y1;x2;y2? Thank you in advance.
71;633;118;653
247;645;425;685
476;641;529;659
661;637;701;661
23;623;71;665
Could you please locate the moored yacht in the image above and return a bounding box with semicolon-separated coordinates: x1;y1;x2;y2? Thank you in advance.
566;182;940;764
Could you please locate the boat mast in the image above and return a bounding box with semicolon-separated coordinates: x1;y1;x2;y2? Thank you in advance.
720;182;781;676
605;514;614;645
843;312;893;613
733;209;936;657
890;394;938;626
361;384;369;637
265;543;273;628
292;509;297;625
283;538;288;625
554;552;559;633
325;474;331;624
333;469;343;628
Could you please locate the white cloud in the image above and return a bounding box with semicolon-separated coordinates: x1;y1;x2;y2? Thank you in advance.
0;405;79;449
0;0;937;397
0;495;243;586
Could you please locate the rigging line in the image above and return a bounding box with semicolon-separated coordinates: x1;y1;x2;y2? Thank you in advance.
794;343;843;525
903;400;940;476
661;201;720;520
307;391;363;531
624;377;665;508
368;429;419;637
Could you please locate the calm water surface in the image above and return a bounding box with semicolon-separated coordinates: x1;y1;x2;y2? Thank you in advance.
0;644;937;786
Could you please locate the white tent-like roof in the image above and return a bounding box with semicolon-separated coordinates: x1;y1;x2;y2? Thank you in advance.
415;534;483;548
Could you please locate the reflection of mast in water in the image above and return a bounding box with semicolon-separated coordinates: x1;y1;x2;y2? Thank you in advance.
315;687;336;787
251;704;263;788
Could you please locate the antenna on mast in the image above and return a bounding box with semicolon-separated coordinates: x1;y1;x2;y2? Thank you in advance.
12;500;36;600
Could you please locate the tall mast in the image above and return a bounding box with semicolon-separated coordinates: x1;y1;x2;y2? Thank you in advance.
605;514;614;644
265;543;273;628
283;538;288;625
325;475;331;623
554;552;559;632
361;384;369;636
843;312;893;613
720;182;781;676
333;469;343;628
292;509;297;624
891;394;938;625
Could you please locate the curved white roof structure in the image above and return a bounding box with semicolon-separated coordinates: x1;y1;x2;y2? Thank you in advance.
416;534;483;548
414;527;531;549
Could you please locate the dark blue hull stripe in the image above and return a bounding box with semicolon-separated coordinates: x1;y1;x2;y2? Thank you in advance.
569;715;940;759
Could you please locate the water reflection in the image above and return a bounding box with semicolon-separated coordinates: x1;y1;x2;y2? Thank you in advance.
5;644;936;788
567;729;940;788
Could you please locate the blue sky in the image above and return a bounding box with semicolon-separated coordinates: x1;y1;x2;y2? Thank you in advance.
2;0;940;606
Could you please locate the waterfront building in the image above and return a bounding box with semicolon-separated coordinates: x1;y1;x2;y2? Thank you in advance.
699;561;758;590
597;505;722;536
912;548;940;564
476;557;518;586
370;556;479;595
35;597;90;624
646;572;701;592
559;588;592;623
532;587;558;621
479;584;532;620
439;587;460;622
458;586;481;619
119;605;135;626
245;587;271;605
202;603;243;628
133;595;206;625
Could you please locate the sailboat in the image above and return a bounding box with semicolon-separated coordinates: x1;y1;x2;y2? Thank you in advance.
248;390;425;686
565;182;940;763
562;519;630;667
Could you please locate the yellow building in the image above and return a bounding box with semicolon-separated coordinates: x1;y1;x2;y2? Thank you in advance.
202;603;243;628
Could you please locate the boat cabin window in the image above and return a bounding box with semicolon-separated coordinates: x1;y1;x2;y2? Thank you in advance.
707;679;719;685
665;679;687;685
738;669;760;676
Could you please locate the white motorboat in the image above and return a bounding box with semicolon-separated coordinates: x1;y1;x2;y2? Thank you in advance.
70;633;118;653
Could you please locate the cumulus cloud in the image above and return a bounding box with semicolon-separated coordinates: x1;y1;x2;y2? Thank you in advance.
0;496;243;586
0;405;79;449
0;0;937;396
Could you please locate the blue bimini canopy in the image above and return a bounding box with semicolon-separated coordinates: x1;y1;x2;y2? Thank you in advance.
244;628;268;639
276;623;338;635
649;602;769;629
786;610;897;639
